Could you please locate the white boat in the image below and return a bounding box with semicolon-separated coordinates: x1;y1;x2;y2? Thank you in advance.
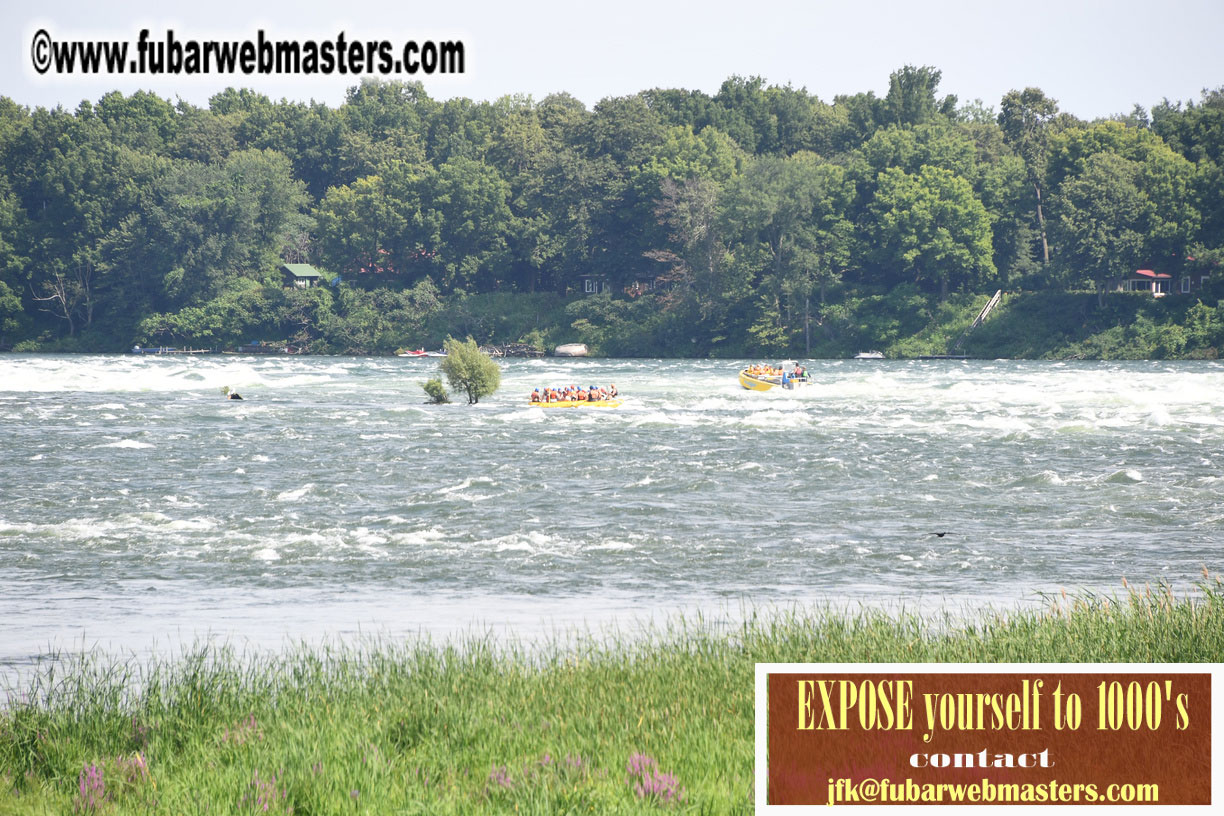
554;343;589;357
854;351;885;359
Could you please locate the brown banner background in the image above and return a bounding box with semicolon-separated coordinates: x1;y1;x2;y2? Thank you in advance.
768;672;1211;805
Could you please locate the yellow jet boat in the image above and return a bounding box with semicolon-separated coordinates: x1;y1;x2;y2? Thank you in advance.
739;360;809;391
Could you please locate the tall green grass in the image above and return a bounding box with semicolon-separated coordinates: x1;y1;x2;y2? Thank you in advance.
2;578;1221;814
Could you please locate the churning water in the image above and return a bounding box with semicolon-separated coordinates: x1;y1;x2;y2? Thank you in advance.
2;354;1222;667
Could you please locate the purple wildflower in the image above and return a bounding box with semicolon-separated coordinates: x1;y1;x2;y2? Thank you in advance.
113;752;149;785
239;770;292;814
486;765;514;792
626;753;685;806
74;763;108;813
626;753;656;777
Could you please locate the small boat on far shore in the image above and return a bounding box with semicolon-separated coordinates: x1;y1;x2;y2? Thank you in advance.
553;343;589;357
397;348;447;358
130;345;215;355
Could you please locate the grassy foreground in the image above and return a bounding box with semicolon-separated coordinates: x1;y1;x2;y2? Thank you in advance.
2;579;1221;814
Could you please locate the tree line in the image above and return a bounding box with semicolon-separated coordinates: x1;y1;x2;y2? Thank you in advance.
1;66;1221;355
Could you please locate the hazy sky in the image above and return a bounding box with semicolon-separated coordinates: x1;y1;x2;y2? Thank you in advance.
6;0;1223;119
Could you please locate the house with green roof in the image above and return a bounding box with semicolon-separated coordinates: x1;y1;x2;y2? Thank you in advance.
280;263;323;289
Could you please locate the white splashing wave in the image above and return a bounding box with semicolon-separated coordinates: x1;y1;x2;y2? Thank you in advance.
436;476;497;495
484;530;634;557
165;518;219;532
389;527;447;546
276;484;315;501
589;541;635;551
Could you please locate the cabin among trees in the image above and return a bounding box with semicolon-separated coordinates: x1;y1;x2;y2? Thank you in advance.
1115;268;1212;297
280;264;322;289
578;274;661;297
1117;269;1173;296
578;274;611;295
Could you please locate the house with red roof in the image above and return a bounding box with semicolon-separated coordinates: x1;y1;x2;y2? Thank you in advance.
1117;269;1172;296
1116;258;1215;297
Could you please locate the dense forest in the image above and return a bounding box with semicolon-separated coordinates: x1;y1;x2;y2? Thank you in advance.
2;66;1223;357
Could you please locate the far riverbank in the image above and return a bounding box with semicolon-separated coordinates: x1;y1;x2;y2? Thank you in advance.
10;287;1224;361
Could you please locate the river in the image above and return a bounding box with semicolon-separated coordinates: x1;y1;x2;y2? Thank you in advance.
2;354;1221;669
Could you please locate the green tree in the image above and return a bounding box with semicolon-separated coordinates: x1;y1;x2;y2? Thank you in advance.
882;65;955;127
170;104;240;164
1047;121;1200;275
416;156;513;290
95;90;179;154
440;336;501;403
315;174;410;276
1193;158;1224;251
486;97;568;293
648;175;753;354
857;123;979;186
998;88;1061;264
721;152;855;351
865;165;996;298
341;79;435;143
1151;87;1224;165
708;75;775;154
1048;152;1153;301
0;179;30;339
243;99;348;197
140;149;310;309
832;91;883;150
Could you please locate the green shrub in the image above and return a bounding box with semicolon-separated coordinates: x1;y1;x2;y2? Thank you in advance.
422;377;450;404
